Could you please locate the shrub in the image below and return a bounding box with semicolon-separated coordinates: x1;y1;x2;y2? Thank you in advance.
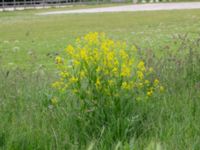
52;32;163;145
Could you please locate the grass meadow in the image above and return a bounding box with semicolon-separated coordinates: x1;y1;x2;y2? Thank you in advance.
1;6;200;149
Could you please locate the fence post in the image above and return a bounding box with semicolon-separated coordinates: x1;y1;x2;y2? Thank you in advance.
24;0;26;10
43;0;45;8
2;0;4;11
14;0;16;10
34;0;36;8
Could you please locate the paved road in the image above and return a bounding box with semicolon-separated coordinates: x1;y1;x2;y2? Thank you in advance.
39;2;200;15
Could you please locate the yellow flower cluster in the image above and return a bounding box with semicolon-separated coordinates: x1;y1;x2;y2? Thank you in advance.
52;32;163;101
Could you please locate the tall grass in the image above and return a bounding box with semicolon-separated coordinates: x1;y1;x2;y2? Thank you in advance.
0;34;200;149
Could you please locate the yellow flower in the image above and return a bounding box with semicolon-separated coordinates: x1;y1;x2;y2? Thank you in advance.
69;77;78;83
114;59;119;66
53;32;163;105
80;49;88;60
101;42;109;52
120;50;128;60
76;38;81;44
55;56;62;64
66;45;74;55
59;71;69;78
137;71;144;80
121;82;131;90
95;78;101;88
147;91;153;97
107;39;114;47
112;67;118;75
132;45;138;52
154;79;159;86
96;66;101;73
121;64;131;77
52;81;63;89
84;32;99;44
80;71;85;79
137;61;146;72
137;82;144;88
107;51;114;61
61;84;69;92
73;60;80;66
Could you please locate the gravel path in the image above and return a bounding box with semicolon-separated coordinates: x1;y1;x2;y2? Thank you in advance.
39;2;200;15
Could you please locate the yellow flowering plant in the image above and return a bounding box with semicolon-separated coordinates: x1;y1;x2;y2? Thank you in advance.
52;32;163;114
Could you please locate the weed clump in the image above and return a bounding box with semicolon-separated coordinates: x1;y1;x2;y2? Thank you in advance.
52;32;163;145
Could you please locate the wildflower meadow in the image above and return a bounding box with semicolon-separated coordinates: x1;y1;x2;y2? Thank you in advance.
0;5;200;150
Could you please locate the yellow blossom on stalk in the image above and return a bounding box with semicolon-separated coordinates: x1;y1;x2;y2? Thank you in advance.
112;67;118;75
61;84;69;92
137;61;146;72
52;81;63;89
121;64;131;77
128;59;134;66
73;60;80;66
137;82;144;88
147;87;154;96
120;50;128;60
96;66;101;73
107;52;114;61
147;90;153;97
121;82;131;90
154;79;159;86
131;45;138;52
107;39;114;47
84;32;99;44
95;78;101;89
80;49;88;60
69;76;78;83
52;32;164;106
80;71;85;79
114;59;119;66
137;71;144;80
55;56;62;64
76;38;81;44
101;42;109;52
93;50;100;61
66;45;74;55
59;71;69;78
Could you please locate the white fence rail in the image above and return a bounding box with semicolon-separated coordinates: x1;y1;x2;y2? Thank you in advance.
0;0;172;11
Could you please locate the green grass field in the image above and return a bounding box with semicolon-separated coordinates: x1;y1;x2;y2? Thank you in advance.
1;8;200;69
1;6;200;150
